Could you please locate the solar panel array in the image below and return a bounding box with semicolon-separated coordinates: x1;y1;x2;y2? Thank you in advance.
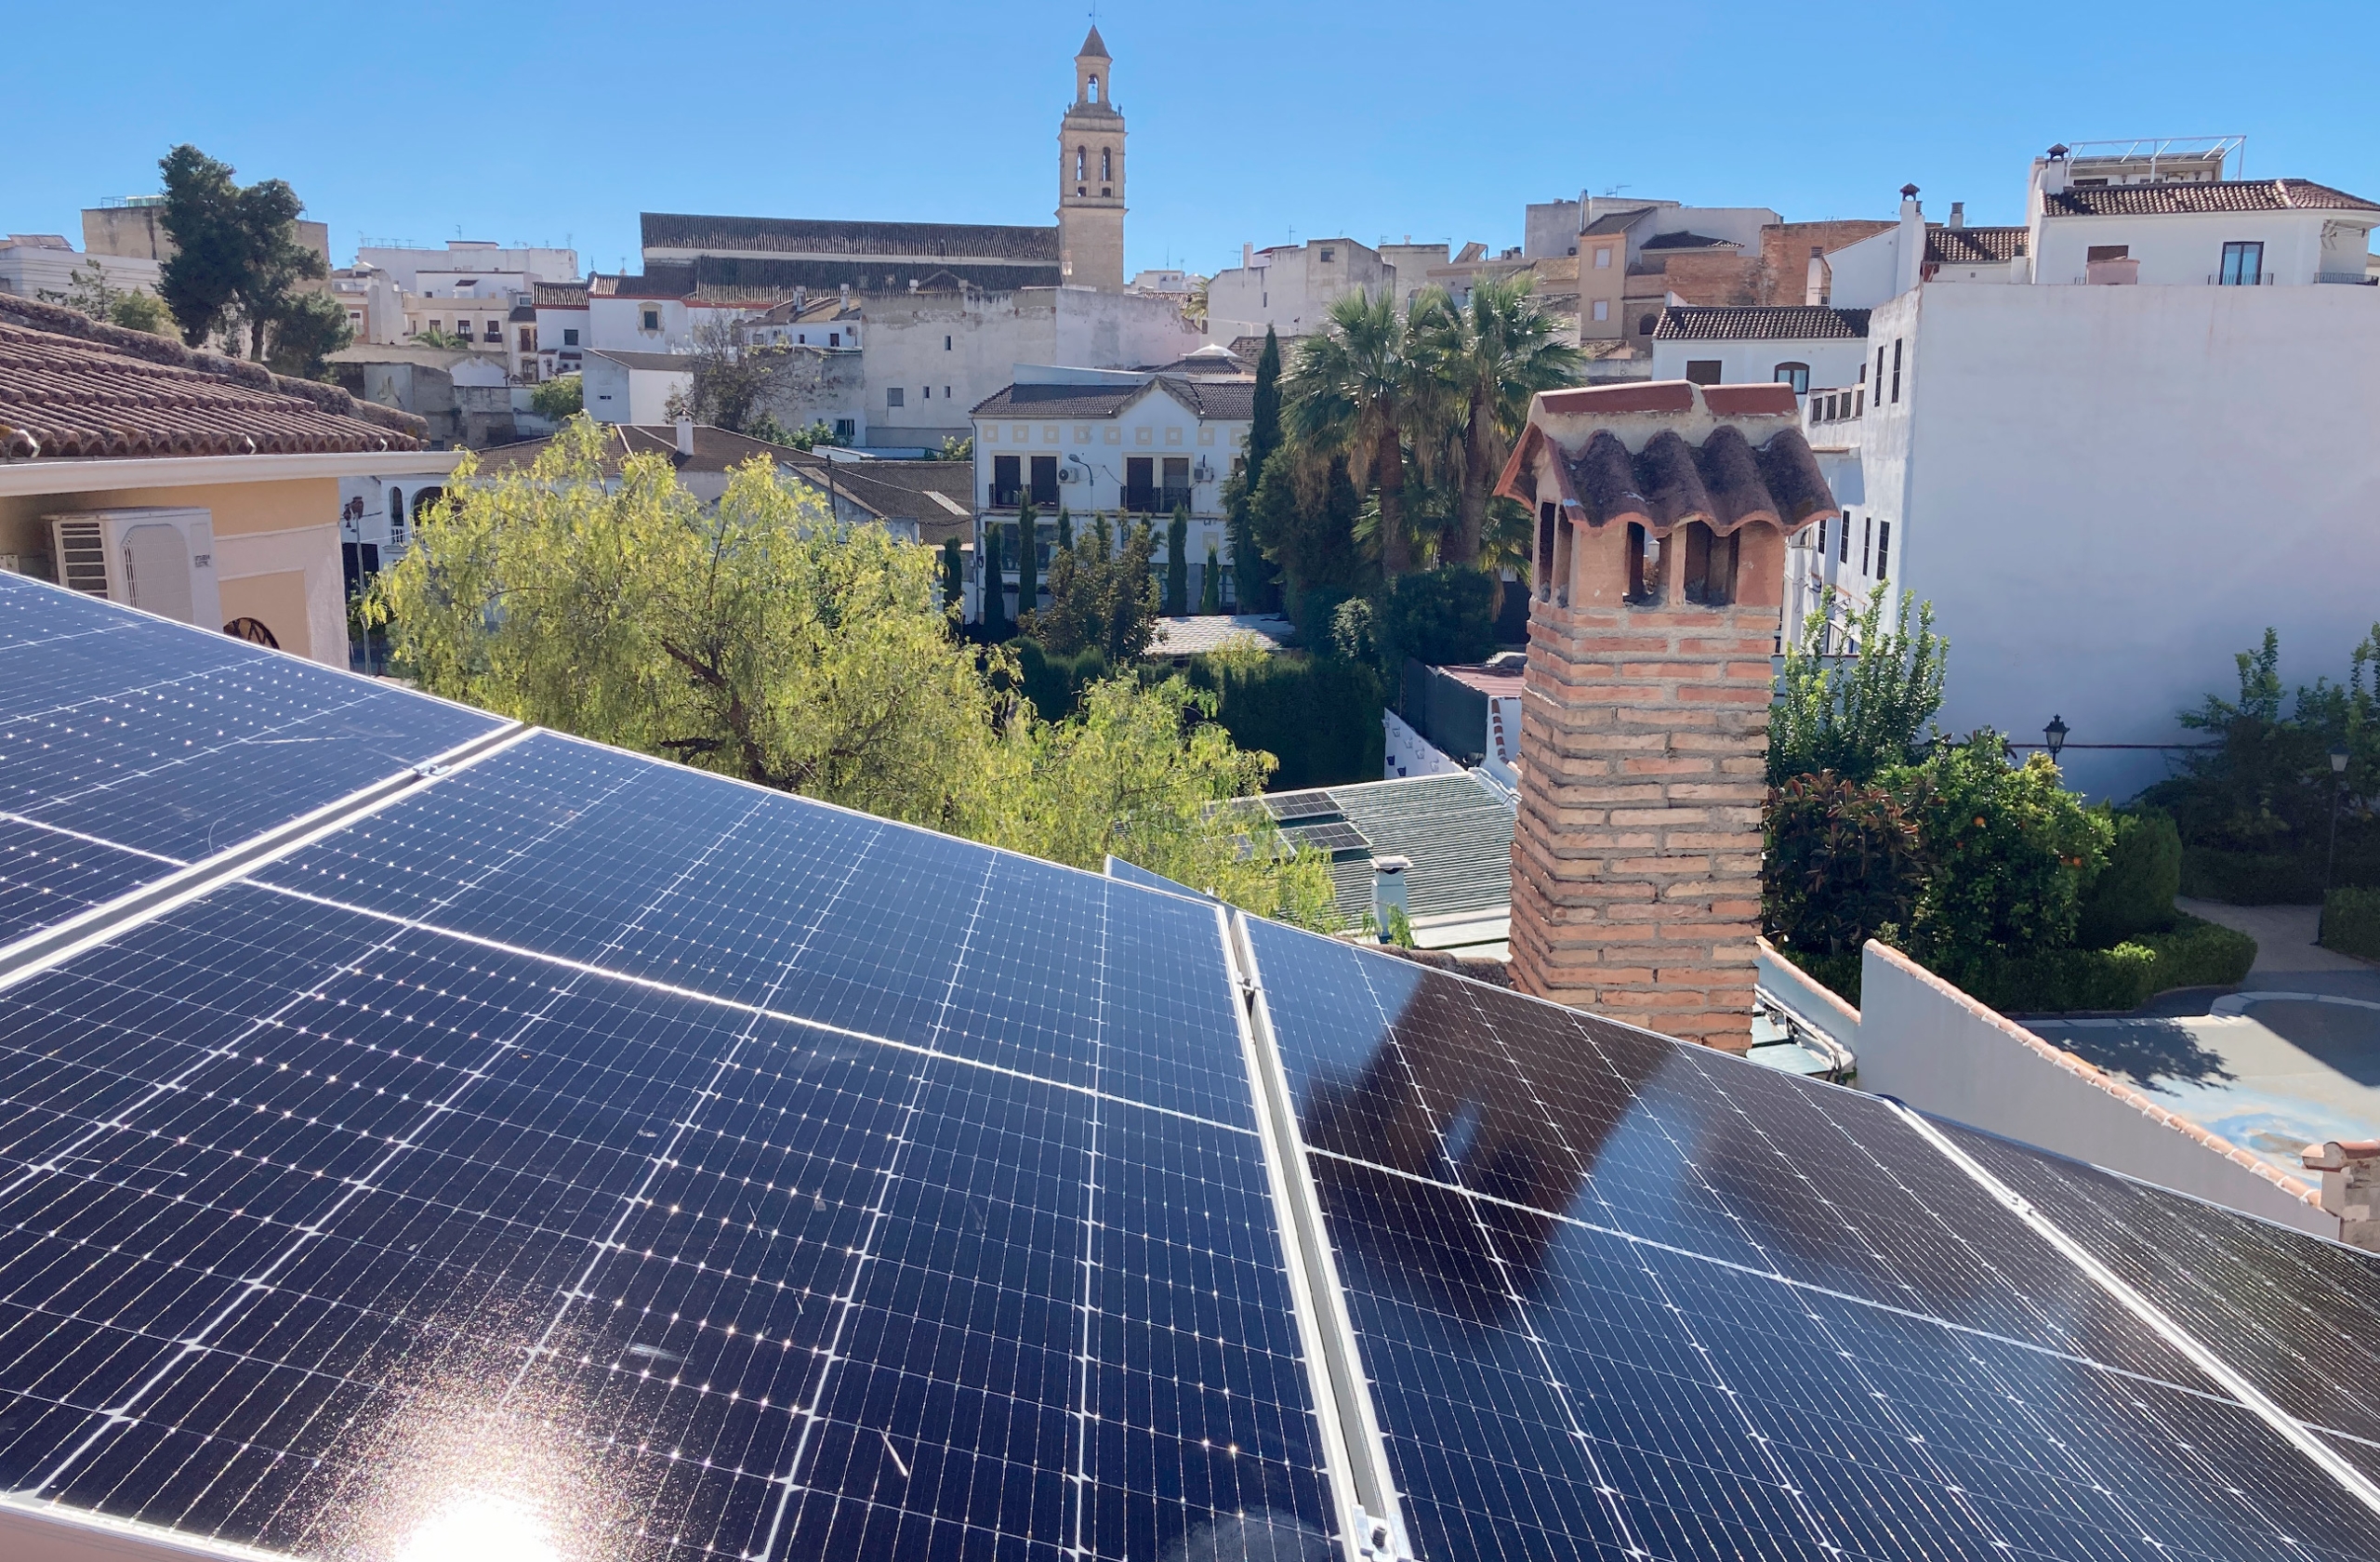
4;570;2380;1562
1278;822;1370;859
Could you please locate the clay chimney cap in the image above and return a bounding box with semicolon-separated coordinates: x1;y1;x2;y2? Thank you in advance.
2303;1140;2380;1171
1899;183;1921;199
2047;144;2069;158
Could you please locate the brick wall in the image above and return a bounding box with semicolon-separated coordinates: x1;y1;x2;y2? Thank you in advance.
1755;220;1895;305
1509;527;1783;1050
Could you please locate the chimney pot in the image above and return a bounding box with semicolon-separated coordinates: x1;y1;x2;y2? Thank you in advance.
2304;1140;2380;1250
1900;182;1921;199
675;417;694;457
1370;855;1411;937
1949;202;1965;229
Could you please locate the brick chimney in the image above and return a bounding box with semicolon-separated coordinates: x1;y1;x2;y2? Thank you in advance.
1493;382;1838;1050
2303;1140;2380;1250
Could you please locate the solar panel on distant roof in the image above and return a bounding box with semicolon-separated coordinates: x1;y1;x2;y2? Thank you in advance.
10;579;2380;1561
1280;820;1369;857
1262;790;1342;823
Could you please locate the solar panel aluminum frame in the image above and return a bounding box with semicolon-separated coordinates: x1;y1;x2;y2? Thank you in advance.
1225;907;1414;1562
0;1493;284;1562
0;720;531;995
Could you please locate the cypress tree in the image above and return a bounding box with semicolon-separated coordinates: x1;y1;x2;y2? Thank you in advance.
1055;505;1073;551
1015;500;1039;626
1165;507;1190;616
1201;542;1222;615
981;525;1008;640
942;536;962;611
1233;325;1285;614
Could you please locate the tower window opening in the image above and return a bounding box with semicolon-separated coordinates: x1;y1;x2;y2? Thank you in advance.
1100;148;1111;181
1089;74;1099;102
1681;523;1738;605
1076;147;1085;180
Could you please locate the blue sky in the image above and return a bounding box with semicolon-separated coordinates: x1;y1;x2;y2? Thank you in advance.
8;1;2376;280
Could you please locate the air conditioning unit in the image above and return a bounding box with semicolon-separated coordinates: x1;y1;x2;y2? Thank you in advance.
46;508;221;631
1058;465;1078;483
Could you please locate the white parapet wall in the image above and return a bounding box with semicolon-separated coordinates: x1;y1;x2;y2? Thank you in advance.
1856;940;2334;1238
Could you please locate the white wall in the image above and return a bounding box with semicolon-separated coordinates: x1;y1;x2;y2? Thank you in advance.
866;288;1197;443
0;243;163;301
1856;942;2334;1237
1871;282;2380;800
1650;334;1869;392
1207;240;1397;342
2033;211;2353;287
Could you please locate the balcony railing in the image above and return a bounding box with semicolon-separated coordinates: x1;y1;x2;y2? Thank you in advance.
2316;271;2379;286
1122;483;1194;515
990;483;1022;509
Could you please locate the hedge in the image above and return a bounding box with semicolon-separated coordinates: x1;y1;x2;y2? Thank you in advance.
1183;653;1384;790
1784;914;2256;1015
2180;843;2380;905
2325;888;2380;961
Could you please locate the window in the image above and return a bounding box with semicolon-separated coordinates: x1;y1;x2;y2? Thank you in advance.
1839;511;1851;564
1594;246;1613;269
1876;346;1886;393
1076;147;1086;180
1861;516;1872;575
887;387;906;407
834;418;855;441
1537;502;1558;601
828;331;840;347
1638;313;1658;336
1088;73;1099;101
1124;456;1155;511
1100;148;1111;181
388;489;405;546
428;321;443;336
945;335;952;351
921;386;931;400
1591;298;1609;322
347;311;363;327
2086;244;2130;263
641;309;660;331
518;326;535;351
1876;520;1891;580
1773;362;1809;394
944;387;952;398
1685;360;1723;386
1030;455;1060;507
992;455;1022;506
562;327;579;346
1320;247;1335;262
1816;518;1828;559
1889;338;1902;404
2220;241;2265;285
484;321;502;342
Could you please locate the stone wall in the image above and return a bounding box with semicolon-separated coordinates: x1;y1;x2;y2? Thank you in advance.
1509;530;1782;1049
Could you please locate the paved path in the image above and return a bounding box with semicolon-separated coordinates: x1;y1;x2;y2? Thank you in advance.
2022;899;2380;1176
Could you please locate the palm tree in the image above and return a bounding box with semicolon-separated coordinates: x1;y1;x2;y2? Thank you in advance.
1426;275;1584;564
1285;288;1423;577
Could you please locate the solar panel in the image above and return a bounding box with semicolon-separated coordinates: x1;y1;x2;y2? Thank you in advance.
0;572;502;890
1239;918;2380;1560
1262;790;1342;823
1279;821;1369;857
1103;853;1209;902
12;579;2380;1562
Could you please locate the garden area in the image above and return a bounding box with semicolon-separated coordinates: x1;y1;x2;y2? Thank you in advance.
1762;590;2274;1013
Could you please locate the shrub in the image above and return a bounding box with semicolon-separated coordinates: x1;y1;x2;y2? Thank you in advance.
1928;913;2253;1013
529;374;583;419
1184;652;1383;789
1382;567;1500;667
1782;948;1864;1008
1769;584;1948;786
2177;846;2320;905
1763;773;1922;960
2326;888;2380;960
2076;809;2181;946
1012;639;1109;722
1891;732;2113;976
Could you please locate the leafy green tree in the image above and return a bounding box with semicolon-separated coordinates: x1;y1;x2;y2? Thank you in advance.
1037;512;1157;662
942;536;964;612
1382;567;1501;668
1200;542;1222;615
1253;451;1368;613
935;434;973;462
1888;733;2113;975
1015;499;1040;627
368;417;1334;925
530;374;584;419
1226;327;1284;613
157;145;328;359
264;289;353;379
1055;506;1073;551
409;325;472;350
1165;507;1190;616
1415;275;1584;563
980;523;1010;641
1764;773;1924;959
1285;289;1424;577
38;260;178;338
1769;584;1949;786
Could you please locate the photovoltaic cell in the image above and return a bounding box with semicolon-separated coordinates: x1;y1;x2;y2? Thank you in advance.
1245;917;2380;1560
0;739;1335;1557
1279;821;1369;857
0;815;172;946
1261;791;1342;824
0;573;500;868
1944;1119;2380;1448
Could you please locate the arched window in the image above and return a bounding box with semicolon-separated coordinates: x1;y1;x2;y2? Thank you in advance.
1100;147;1111;181
1637;313;1658;336
1075;147;1085;180
387;488;403;536
1772;362;1810;394
1088;73;1099;102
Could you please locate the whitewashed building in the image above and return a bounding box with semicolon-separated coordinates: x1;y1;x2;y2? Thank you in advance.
1783;141;2380;800
967;364;1253;623
1204;237;1450;344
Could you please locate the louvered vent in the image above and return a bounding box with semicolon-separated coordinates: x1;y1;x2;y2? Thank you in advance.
52;521;111;599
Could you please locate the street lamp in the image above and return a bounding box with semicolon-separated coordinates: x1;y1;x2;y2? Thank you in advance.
2321;747;2350;944
2043;715;2069;761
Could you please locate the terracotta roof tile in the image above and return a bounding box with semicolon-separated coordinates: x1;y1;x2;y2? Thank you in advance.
1655;305;1871;341
2045;178;2380;217
1925;225;2029;264
0;298;426;461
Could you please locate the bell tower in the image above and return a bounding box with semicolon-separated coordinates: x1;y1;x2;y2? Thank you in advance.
1057;26;1126;291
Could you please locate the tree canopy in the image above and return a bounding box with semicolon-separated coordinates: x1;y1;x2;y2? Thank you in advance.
157;143;332;363
370;418;1333;924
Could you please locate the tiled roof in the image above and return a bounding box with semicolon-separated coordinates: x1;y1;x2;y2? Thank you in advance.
587;350;694;373
1926;225;2029;264
1306;772;1516;929
1580;211;1643;237
1654;305;1871;341
971;376;1256;421
471;423;803;478
533;280;588;308
0;297;425;460
2045;178;2380;217
798;459;975;543
641;213;1062;262
1149;615;1294;655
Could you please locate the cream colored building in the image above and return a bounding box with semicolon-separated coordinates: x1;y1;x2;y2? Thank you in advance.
1057;27;1126;291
